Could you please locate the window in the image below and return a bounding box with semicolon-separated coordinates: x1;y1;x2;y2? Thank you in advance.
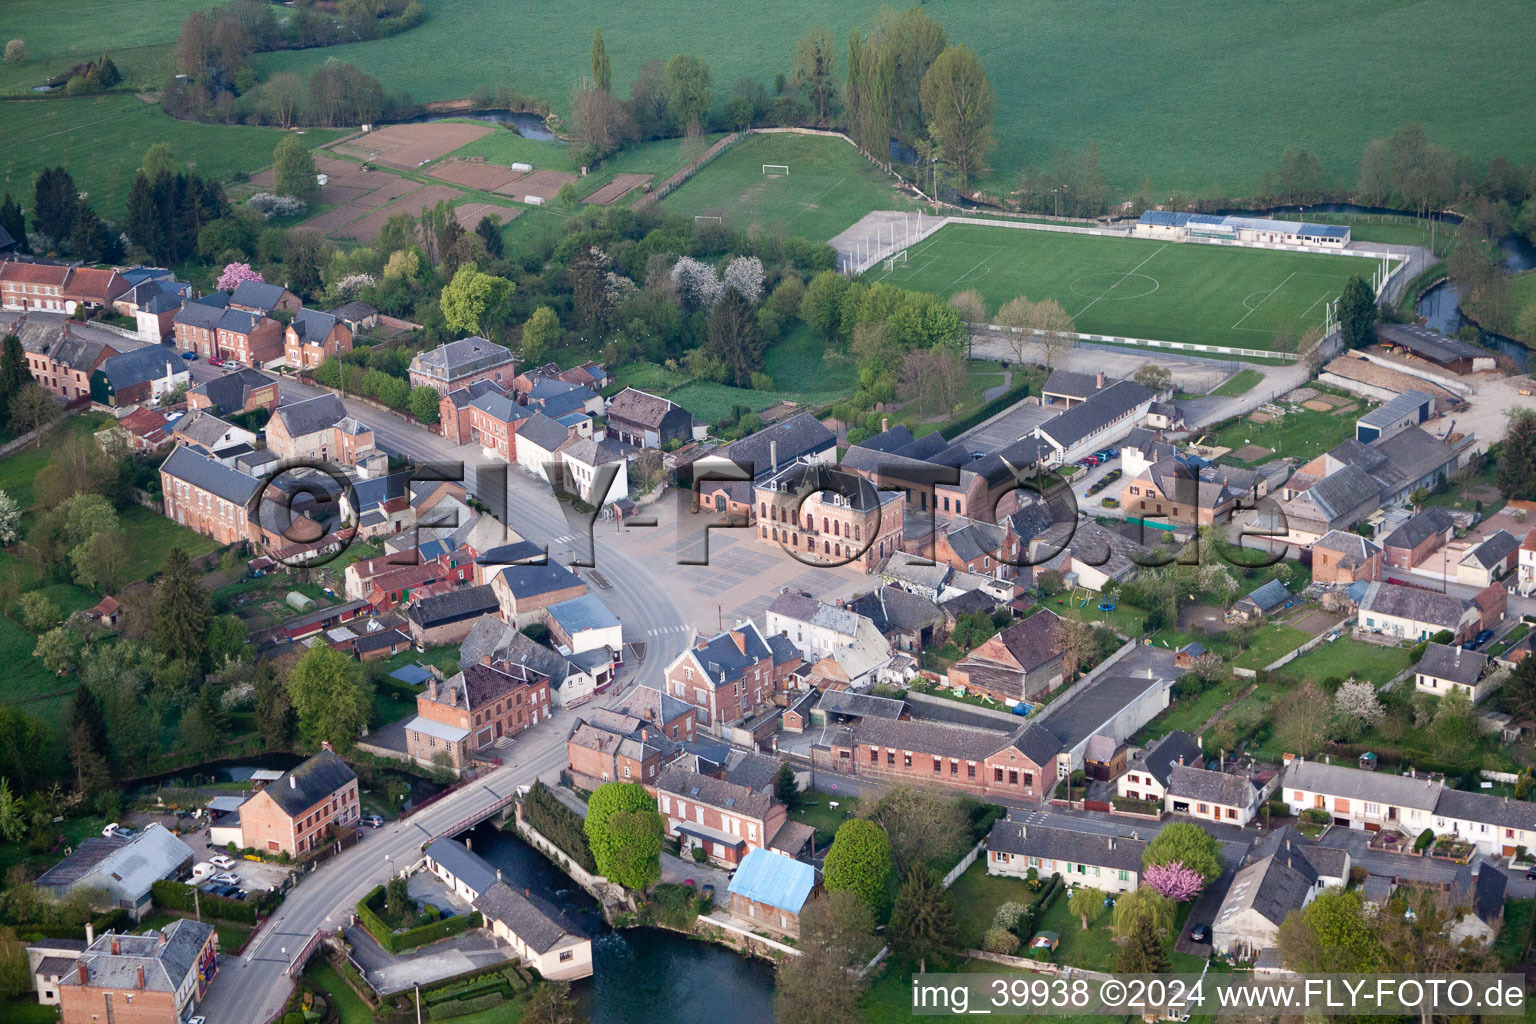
869;747;878;763
932;757;941;773
559;950;574;962
887;750;895;765
967;762;975;778
903;753;912;768
994;767;1004;782
1008;769;1018;785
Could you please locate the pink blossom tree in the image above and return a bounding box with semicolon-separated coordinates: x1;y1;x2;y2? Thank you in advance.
1142;861;1205;902
217;262;263;292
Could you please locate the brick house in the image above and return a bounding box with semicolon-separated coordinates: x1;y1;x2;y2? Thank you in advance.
109;406;173;452
409;336;516;395
948;609;1068;704
467;389;532;462
159;445;260;545
439;379;510;444
284;308;354;369
406;583;500;646
228;279;300;316
211;308;285;366
488;563;588;627
1311;529;1383;585
267;394;377;466
928;517;1011;578
55;920;217;1024
566;708;681;787
754;460;905;570
1119;457;1260;527
662;622;777;729
607;685;697;743
822;717;1063;802
606;387;695;448
17;320;118;400
365;563;446;612
171;297;227;359
238;747;360;857
89;345;187;408
0;261;128;313
652;765;789;867
1382;508;1456;570
726;848;819;938
404;659;551;770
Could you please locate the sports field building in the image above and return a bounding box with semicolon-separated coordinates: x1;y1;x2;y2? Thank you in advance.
1135;211;1350;248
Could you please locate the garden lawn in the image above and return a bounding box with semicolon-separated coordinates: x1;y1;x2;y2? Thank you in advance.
788;794;860;848
0;999;64;1024
1055;599;1148;637
659;133;915;242
1231;625;1311;671
870;223;1379;353
661;324;863;423
1211;369;1264;398
1208;398;1371;466
1283;637;1411;686
0;94;342;220
120;506;221;581
947;858;1039;949
1031;891;1119;972
1133;681;1245;745
306;963;374;1024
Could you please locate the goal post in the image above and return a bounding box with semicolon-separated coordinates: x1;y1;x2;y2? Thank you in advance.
762;164;790;176
883;250;908;272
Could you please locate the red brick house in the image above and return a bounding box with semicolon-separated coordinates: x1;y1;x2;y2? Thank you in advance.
822;717;1063;802
488;563;588;627
754;461;905;571
211;308;285;366
948;609;1069;704
652;765;789;866
467;389;532;463
408;336;516;395
608;685;698;743
238;746;360;857
438;380;510;444
0;261;128;313
662;622;776;730
284;309;353;370
56;920;218;1024
1381;508;1455;570
566;708;681;787
111;406;174;453
1311;530;1383;585
365;563;446;612
159;445;261;545
18;320;118;400
404;659;551;770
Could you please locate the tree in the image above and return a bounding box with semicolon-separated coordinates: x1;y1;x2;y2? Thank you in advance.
385;874;411;923
0;334;23;426
1337;275;1378;349
920;46;994;187
153;548;211;667
178;688;228;759
1498;409;1536;502
0;195;26;255
775;890;876;1024
0;491;20;547
604;809;664;891
662;53;712;131
1069;886;1105;929
273;135;320;203
995;295;1036;362
521;306;561;364
1133;363;1173;393
949;289;986;334
823;819;895;916
774;761;799;806
207;615;249;666
217;262;263;291
1111;886;1174;942
408;386;442;425
474;215;503;259
1142;862;1205;902
590;28;611;93
585;782;659;876
866;786;969;875
800;270;847;339
3;40;25;63
1276;887;1382;972
1051;616;1094;681
32;166;78;244
10;383;55;445
1332;679;1385;739
1115;910;1170;974
1032;298;1074;371
791;26;838;125
286;643;371;750
0;779;24;843
18;592;60;633
888;867;954;972
1142;822;1222;884
70;529;129;592
704;287;764;387
523;980;581;1024
68;202;119;263
1503;651;1536;725
140;142;179;180
253;662;293;748
1275;680;1330;757
440;263;514;337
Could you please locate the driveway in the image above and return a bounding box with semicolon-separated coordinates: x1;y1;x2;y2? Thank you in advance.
343;923;508;995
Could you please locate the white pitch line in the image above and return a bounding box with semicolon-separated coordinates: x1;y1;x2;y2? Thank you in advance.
949;246;1006;289
1070;244;1167;324
1300;290;1333;319
1232;271;1296;330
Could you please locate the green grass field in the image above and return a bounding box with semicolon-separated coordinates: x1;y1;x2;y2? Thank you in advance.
658;133;915;242
0;94;341;219
867;223;1386;351
1205;395;1371;465
0;0;196;96
1210;369;1265;398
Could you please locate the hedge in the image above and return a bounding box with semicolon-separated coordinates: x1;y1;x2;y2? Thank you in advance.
1414;828;1435;852
153;880;261;923
524;780;598;874
932;380;1032;440
428;992;506;1021
356;885;482;954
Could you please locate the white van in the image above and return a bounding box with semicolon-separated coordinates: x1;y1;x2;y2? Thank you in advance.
192;862;214;880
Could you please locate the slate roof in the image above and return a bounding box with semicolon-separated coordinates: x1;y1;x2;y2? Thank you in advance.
66;918;214;994
657;765;777;820
493;562;584;599
1359;581;1468;629
563;437;626;467
1305;464;1382;522
330;299;377;322
993;610;1064;673
1042;370;1112;401
1313;530;1380;565
18;321;114;370
766;634;801;666
685;622;774;685
424;837;500;895
445;378;507;410
174;297;226;330
760;460;887;512
1382;507;1454;551
1463;530;1519;570
1035;381;1155;449
716;412;836;480
1167;765;1257;808
1417;642;1486;686
986;819;1148;872
1219;851;1314;929
945;518;1005;563
98;344;182;391
1433;788;1536;832
215;307;267;336
723;750;786;792
515;412;572;453
189;367;277;413
609;684;695;726
1239;579;1290;614
287;307;339;343
230;279;289;312
275;393;348;438
175;410;238;448
473;881;586;952
815;690;906;720
260;750;357;817
412;336;514;382
1129;730;1204;788
1369;428;1458;497
459;619;583;691
407;584;499;629
468;388;530;424
1282;758;1442;811
1449;861;1507;925
848;716;1054;765
160;444;261;505
728;848;817;913
1377;323;1493;365
847;586;944;635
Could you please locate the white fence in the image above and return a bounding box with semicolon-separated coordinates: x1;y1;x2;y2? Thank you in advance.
942;839;986;888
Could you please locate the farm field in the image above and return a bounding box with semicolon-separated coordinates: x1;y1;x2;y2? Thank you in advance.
868;223;1382;352
0;94;340;219
658;133;915;242
247;0;1536;198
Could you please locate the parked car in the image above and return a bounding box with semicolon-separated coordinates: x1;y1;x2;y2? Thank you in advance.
188;1017;206;1024
362;814;385;828
1463;629;1495;650
181;351;198;361
192;862;214;880
1526;865;1536;880
210;854;236;870
210;872;240;886
1190;924;1211;944
101;822;121;837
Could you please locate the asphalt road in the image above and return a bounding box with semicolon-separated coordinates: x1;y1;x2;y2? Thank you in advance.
189;366;694;1022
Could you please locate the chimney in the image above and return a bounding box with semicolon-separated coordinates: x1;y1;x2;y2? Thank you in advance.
482;654;493;666
496;868;502;882
289;775;297;789
157;931;168;948
640;726;649;742
321;740;334;753
881;417;889;433
464;836;472;851
1095;370;1105;389
429;678;439;701
85;923;94;946
76;962;88;985
110;937;121;956
730;631;747;654
136;966;145;989
1107;837;1114;850
1176;755;1185;766
1019;825;1026;839
770;440;778;473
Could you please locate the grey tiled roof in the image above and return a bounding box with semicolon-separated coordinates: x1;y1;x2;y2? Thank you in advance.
287;307;339;343
609;684;694;726
815;690;906;719
1313;530;1379;563
275;393;348;437
66;918;213;994
407;584;499;629
189;367;276;413
847;586;943;634
474;881;585;952
987;819;1147;871
1416;642;1486;686
1305;465;1382;522
1129;730;1203;788
1450;861;1506;925
1463;530;1519;570
1039;672;1168;753
1434;788;1536;832
230;279;289;312
1221;852;1313;927
1042;370;1112;400
515;411;572;452
468;389;528;423
425;837;500;895
1035;381;1154;449
412;336;514;382
160;444;261;505
1239;579;1290;613
1382;507;1454;551
174;298;226;330
260;750;356;817
1167;765;1257;808
1282;758;1442;811
716;412;836;480
657;765;777;820
215;307;265;335
1360;581;1467;630
98;344;182;390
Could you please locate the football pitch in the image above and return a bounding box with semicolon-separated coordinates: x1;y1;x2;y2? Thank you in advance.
867;224;1391;352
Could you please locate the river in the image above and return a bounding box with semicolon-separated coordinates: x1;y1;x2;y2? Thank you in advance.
1416;233;1535;370
402;108;556;141
461;822;779;1024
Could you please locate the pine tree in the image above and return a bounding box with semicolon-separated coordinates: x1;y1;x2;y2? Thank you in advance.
1498;410;1536;502
152;548;212;668
33;166;79;243
66;685;110;765
887;867;956;972
1115;911;1171;974
775;761;799;805
0;334;25;426
1338;275;1379;349
590;28;611;93
69;202;119;263
126;173;162;262
475;215;503;258
0;192;27;253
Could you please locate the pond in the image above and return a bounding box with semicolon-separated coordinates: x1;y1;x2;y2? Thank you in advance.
399;108;556;141
461;822;779;1024
1416;232;1535;369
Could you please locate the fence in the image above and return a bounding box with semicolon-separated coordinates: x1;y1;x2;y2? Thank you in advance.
941;839;986;888
1234;623;1344;678
632;132;746;209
